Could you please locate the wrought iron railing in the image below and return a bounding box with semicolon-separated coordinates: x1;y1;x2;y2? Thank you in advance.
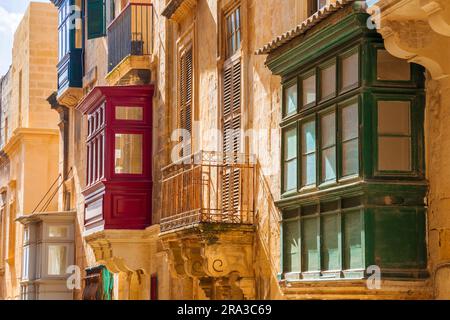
161;151;256;233
107;3;154;72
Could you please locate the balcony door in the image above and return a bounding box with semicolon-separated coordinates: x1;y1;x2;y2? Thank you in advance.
221;6;242;222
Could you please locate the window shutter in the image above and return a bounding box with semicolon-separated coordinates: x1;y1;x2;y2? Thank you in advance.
179;48;193;157
222;59;241;155
222;58;242;217
87;0;106;40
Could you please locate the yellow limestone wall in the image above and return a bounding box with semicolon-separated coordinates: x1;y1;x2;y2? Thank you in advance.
65;0;307;300
0;2;59;300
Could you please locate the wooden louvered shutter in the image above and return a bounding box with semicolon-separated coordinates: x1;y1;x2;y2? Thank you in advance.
222;58;242;219
87;0;106;40
179;48;193;157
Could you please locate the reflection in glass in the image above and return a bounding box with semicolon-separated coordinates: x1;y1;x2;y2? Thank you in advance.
115;134;143;174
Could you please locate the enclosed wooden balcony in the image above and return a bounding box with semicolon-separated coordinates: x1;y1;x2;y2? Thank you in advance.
161;151;256;233
106;2;154;85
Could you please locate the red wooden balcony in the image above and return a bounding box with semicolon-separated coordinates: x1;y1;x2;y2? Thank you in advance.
161;151;256;233
76;85;154;232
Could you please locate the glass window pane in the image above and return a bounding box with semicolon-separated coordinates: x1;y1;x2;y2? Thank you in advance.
302;121;316;154
342;103;358;141
344;211;363;270
318;0;327;9
116;106;144;121
378;137;411;171
285;128;297;160
342;140;359;176
285;83;298;116
302;155;316;186
302;218;319;272
322;214;340;271
321;113;335;148
283;220;300;273
377;49;411;81
48;245;67;276
341;52;359;89
378;101;411;135
302;74;316;106
115;134;143;174
22;246;29;280
285;160;298;191
322;147;336;182
321;64;336;98
302;120;316;186
49;226;68;238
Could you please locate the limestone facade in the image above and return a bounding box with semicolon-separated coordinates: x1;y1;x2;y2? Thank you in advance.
0;2;60;299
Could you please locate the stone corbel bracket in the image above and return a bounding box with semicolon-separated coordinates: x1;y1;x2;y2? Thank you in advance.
380;19;449;80
84;225;160;275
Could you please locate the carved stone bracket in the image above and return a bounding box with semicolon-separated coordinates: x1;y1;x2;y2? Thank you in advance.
84;225;160;275
420;0;450;37
369;0;450;80
162;225;256;300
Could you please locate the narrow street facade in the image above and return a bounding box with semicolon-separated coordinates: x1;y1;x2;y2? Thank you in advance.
0;0;449;300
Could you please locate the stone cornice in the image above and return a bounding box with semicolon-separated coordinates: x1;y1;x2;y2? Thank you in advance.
2;128;59;156
162;0;197;23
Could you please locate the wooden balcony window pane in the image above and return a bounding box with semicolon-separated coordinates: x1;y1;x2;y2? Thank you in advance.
302;74;316;106
378;101;411;135
321;112;336;182
284;160;298;192
321;112;335;148
322;147;336;182
341;103;359;176
302;121;316;186
302;121;316;154
48;245;67;276
285;128;297;160
344;211;363;270
284;128;298;191
115;106;144;121
48;226;68;238
342;103;358;140
285;83;298;116
377;49;411;81
302;218;319;272
378;136;411;171
341;52;359;89
114;133;143;174
283;220;300;273
322;214;340;271
342;140;359;176
320;64;336;99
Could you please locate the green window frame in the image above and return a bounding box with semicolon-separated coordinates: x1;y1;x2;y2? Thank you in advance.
282;125;298;193
278;12;427;282
280;46;361;196
373;94;422;177
282;198;365;279
87;0;106;40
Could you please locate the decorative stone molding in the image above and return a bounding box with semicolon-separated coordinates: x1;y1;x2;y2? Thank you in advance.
161;225;256;300
57;87;83;108
369;0;450;80
420;0;450;37
162;0;198;23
